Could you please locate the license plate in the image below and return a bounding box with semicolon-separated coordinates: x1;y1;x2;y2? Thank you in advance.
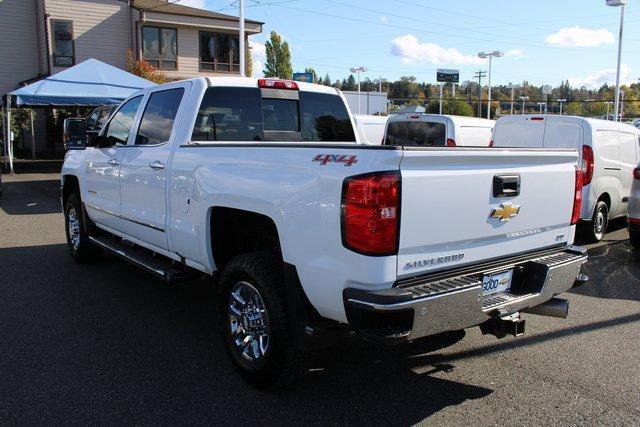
482;269;513;297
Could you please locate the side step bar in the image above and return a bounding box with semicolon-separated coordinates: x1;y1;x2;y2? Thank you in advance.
89;235;199;284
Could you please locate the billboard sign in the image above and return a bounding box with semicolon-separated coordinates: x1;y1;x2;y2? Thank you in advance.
292;72;315;83
436;69;460;83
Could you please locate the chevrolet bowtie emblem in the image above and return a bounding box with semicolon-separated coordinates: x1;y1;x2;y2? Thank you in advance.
491;203;521;221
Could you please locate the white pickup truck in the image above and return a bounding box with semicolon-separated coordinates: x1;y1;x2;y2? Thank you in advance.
61;77;588;388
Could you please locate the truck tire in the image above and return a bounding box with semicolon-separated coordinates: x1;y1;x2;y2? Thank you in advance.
64;193;102;262
584;201;609;243
217;251;309;389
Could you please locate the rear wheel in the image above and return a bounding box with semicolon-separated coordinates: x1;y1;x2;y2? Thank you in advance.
217;251;309;389
64;193;102;262
583;201;609;243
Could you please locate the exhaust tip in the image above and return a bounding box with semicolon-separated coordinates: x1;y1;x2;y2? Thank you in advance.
522;298;569;319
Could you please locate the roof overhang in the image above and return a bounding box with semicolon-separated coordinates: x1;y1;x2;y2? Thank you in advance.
142;11;262;34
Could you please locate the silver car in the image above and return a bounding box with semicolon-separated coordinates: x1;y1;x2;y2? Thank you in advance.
630;163;640;249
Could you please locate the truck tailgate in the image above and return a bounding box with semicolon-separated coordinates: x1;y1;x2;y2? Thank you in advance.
397;148;578;277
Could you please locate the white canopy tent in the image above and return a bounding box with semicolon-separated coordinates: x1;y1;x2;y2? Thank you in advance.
3;59;154;173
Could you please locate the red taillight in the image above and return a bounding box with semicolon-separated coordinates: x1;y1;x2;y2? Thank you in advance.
489;140;494;147
630;217;640;224
446;138;456;147
633;166;640;180
258;78;299;90
571;168;583;225
581;145;594;186
342;172;400;255
531;117;544;121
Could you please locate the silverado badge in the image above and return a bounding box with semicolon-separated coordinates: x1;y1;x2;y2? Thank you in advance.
491;203;521;221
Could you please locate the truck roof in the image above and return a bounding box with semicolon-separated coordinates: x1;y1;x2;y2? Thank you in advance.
388;113;495;126
496;114;639;133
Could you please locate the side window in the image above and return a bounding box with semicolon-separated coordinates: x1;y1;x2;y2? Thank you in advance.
104;96;143;145
135;88;185;145
86;108;101;130
191;87;263;141
299;92;355;141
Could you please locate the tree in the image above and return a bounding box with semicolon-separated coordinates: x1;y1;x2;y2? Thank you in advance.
126;50;166;84
263;31;292;79
342;75;357;91
246;45;253;77
388;76;424;103
323;73;331;86
565;102;583;116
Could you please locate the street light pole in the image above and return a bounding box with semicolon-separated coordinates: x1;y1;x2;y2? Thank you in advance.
478;51;504;119
239;0;245;76
474;70;486;118
350;66;367;114
609;0;626;121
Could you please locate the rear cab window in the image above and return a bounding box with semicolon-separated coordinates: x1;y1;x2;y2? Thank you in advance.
385;121;446;146
191;85;355;142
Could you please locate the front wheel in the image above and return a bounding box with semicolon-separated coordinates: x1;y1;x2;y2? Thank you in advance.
217;251;309;389
64;193;102;262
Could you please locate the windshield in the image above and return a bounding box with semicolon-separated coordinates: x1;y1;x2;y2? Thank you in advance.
385;121;446;146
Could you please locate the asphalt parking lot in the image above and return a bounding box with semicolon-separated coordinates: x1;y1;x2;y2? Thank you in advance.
1;162;639;425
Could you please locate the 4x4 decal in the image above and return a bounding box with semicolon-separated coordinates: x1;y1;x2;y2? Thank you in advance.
312;154;358;167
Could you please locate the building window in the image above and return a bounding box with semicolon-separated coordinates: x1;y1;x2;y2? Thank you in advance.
142;26;177;69
52;20;75;67
199;32;240;72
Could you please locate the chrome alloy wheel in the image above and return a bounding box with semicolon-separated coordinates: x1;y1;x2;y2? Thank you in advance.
594;209;606;239
228;281;270;361
67;207;81;251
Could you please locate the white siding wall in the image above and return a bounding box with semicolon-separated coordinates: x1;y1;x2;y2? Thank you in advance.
0;0;40;95
45;0;131;74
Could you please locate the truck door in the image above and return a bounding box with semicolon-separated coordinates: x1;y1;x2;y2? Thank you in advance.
83;96;143;231
118;84;188;250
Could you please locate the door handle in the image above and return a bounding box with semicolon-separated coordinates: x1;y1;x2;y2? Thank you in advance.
108;159;119;166
149;160;165;170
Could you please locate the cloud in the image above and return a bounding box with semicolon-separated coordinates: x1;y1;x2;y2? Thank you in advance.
546;26;614;47
568;64;631;89
380;16;388;23
504;49;525;58
249;40;266;77
390;34;484;65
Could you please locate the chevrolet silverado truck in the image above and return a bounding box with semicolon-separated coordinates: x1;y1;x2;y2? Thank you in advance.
60;77;588;388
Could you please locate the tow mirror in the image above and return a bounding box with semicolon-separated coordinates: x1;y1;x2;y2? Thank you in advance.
63;118;87;150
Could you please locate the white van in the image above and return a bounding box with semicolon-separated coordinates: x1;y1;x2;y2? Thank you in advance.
353;114;388;145
383;114;495;147
493;115;640;241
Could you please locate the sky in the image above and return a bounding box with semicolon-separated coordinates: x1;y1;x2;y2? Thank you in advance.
178;0;640;88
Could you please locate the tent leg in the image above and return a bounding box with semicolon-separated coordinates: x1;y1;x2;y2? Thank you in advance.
7;101;13;175
30;110;36;160
2;105;6;170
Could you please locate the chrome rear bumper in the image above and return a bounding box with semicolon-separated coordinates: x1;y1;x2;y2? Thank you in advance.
343;246;588;344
